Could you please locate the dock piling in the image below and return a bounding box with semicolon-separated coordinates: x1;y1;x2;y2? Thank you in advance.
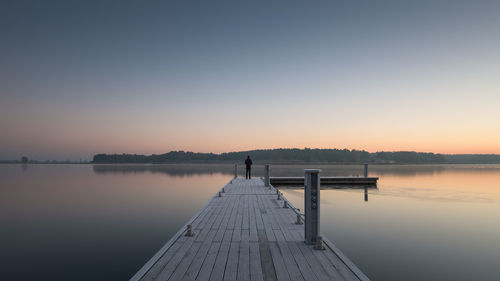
264;164;270;187
305;169;321;245
364;163;368;178
234;163;238;178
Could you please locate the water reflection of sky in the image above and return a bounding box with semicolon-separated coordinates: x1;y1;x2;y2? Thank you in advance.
1;164;499;281
279;165;500;281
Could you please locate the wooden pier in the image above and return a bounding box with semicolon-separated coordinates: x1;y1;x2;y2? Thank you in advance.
131;178;369;281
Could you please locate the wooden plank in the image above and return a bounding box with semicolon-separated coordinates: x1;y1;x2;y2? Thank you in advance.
195;242;221;281
208;242;231;281
310;249;345;281
273;230;304;281
237;241;250;281
253;196;264;230
168;241;205;281
227;196;240;229
181;230;218;281
321;243;363;281
295;241;333;281
214;194;238;242
257;195;276;242
257;230;278;281
249;195;259;242
249;242;264;281
153;235;198;280
140;242;183;281
222;242;239;281
232;210;243;242
287;242;318;281
268;242;291;281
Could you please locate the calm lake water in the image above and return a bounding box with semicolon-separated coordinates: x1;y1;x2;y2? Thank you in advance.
1;164;499;280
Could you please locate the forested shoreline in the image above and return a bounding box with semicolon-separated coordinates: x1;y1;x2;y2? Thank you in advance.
91;149;500;164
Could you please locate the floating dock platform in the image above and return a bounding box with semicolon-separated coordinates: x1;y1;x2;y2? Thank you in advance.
131;178;369;281
270;177;378;187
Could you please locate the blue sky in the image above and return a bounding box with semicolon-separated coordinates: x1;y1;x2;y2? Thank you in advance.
1;0;499;160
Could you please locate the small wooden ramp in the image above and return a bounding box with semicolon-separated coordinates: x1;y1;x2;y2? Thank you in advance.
131;178;369;281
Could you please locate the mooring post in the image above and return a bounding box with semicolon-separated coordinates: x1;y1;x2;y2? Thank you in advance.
304;169;321;245
234;163;238;179
264;164;270;187
313;236;326;250
295;213;303;224
185;224;195;237
364;163;368;178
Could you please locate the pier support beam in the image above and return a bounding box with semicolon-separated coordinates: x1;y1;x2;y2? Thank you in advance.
304;169;321;245
264;164;270;187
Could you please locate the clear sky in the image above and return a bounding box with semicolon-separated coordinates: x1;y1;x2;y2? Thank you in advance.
1;0;499;160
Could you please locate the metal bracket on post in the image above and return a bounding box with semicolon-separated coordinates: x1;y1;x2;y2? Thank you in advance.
264;164;270;187
304;169;321;245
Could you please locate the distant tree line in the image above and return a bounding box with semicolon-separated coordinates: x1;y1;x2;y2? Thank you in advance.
91;149;500;164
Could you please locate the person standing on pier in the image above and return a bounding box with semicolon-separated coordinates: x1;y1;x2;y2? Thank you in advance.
245;155;253;179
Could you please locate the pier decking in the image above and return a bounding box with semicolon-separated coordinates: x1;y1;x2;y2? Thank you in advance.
131;178;369;281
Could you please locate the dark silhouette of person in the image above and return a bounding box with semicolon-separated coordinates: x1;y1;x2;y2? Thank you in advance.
245;156;253;179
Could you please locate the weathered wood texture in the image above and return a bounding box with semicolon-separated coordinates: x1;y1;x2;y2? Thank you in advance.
131;178;369;281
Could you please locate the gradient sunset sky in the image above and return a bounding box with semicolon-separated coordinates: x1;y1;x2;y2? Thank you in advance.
1;0;500;160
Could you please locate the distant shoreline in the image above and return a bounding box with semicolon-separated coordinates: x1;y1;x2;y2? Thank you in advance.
91;149;500;165
4;148;500;165
4;161;500;166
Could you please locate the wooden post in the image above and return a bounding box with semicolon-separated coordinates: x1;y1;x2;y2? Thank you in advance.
364;163;368;178
304;169;321;245
264;164;270;187
234;163;238;179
